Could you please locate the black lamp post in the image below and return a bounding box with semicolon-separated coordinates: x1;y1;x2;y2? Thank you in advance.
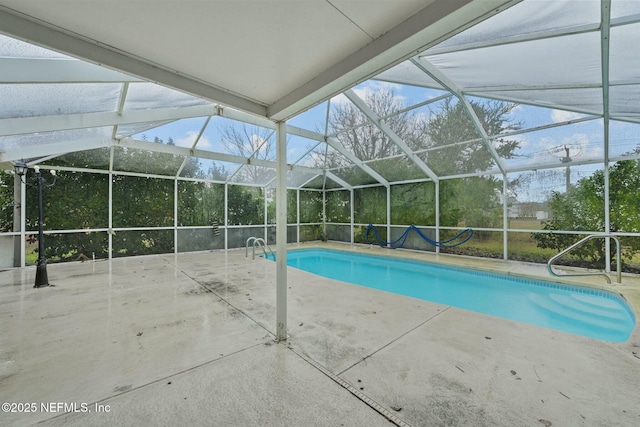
14;161;57;288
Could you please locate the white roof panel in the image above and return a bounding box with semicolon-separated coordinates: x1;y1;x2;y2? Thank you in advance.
422;31;602;90
433;0;600;52
0;83;121;119
609;23;640;83
374;60;444;89
469;88;603;115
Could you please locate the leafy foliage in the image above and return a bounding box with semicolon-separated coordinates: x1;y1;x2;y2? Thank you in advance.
391;182;434;226
227;185;264;225
287;189;297;224
8;137;268;262
421;98;520;175
0;170;15;232
324;190;350;223
178;181;224;226
325;88;519;237
24;169;109;260
532;160;640;264
423;99;517;233
112;175;173;228
299;190;322;223
354;186;386;224
331;88;421;161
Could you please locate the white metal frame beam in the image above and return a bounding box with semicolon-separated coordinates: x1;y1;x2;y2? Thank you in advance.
325;137;389;187
0;57;141;83
464;80;640;124
333;92;453;139
344;89;439;182
275;121;287;342
463;90;606;119
1;104;221;137
176;116;212;177
465;82;603;93
2;134;322;180
601;0;612;271
118;137;323;176
284;125;388;187
410;58;507;174
112;82;130;139
324;171;353;191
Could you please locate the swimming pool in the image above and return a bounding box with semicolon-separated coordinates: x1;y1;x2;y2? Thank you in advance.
274;249;636;342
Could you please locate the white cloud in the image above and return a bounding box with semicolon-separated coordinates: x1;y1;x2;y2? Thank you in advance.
196;136;212;149
551;109;583;123
175;130;211;149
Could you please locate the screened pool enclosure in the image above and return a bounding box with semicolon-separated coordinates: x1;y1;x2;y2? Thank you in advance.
2;0;640;276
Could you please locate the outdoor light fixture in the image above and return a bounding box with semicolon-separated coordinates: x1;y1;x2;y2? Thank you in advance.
13;161;58;288
13;160;27;179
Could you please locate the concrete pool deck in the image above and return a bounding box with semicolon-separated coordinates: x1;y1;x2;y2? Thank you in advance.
1;242;639;426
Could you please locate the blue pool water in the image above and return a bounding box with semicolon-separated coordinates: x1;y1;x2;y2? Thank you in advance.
273;249;636;342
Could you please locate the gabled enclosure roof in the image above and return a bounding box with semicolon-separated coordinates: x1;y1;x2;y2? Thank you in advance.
1;0;639;188
0;0;512;120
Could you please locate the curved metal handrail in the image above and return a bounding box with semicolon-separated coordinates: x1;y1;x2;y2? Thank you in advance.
245;236;274;260
245;236;257;257
547;234;622;284
253;237;273;259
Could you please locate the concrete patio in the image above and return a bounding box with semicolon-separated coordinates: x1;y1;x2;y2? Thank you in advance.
1;244;639;426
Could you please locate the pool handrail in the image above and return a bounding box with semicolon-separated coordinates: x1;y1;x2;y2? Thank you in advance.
547;234;622;284
245;236;274;260
245;236;257;258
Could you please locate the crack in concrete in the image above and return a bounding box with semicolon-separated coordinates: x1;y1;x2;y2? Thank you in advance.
337;306;452;376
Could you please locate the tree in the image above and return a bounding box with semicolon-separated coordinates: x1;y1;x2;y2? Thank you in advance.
0;170;14;233
532;160;640;265
23;166;110;261
324;88;521;233
331;88;421;161
18;139;209;261
421;97;520;174
354;186;386;225
227;185;264;225
391;181;436;226
220;123;275;184
178;181;224;226
324;190;350;223
299;190;323;223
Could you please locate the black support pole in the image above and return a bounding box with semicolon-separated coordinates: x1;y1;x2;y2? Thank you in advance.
34;169;49;288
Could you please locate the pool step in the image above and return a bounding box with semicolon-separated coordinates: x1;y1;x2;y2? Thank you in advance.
548;293;629;321
528;293;631;334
